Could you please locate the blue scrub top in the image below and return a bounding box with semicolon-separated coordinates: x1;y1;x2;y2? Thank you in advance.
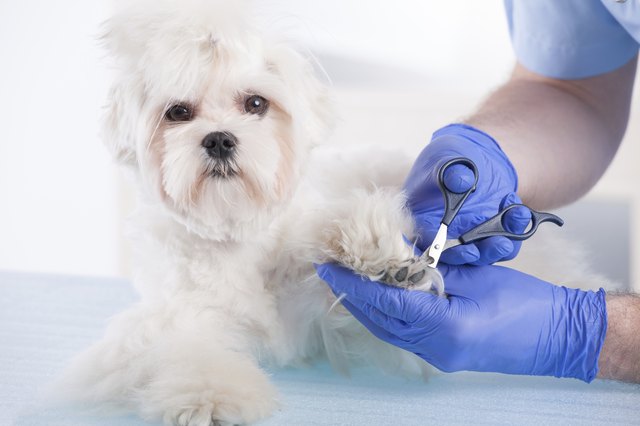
504;0;640;79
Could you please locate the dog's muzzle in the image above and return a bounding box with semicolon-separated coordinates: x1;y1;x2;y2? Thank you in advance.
202;131;239;178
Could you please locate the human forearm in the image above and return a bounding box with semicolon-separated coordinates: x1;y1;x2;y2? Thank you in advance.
597;293;640;383
465;59;636;209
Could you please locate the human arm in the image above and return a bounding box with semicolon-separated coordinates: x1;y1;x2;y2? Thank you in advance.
406;59;636;264
597;293;640;383
405;3;638;264
316;263;640;383
466;59;637;210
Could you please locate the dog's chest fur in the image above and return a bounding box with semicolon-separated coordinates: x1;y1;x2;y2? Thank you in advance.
128;206;286;333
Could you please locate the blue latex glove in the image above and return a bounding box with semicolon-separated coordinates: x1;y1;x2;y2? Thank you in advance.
404;123;531;265
316;263;608;382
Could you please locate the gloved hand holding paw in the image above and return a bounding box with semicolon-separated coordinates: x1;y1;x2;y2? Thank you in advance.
316;262;607;382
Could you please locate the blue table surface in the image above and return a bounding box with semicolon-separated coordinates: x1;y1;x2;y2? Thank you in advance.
1;270;638;426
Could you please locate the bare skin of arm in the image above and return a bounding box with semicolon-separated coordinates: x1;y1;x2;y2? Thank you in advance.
466;58;637;210
597;294;640;383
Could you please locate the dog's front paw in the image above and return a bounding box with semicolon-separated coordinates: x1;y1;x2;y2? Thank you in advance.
161;380;278;426
377;257;443;295
321;189;443;295
163;383;277;426
143;348;279;426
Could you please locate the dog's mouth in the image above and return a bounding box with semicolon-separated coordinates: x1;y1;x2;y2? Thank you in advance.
205;158;239;179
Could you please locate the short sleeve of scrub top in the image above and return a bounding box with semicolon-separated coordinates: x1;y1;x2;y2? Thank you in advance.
504;0;639;79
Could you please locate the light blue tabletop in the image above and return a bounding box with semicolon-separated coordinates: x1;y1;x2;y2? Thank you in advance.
1;271;638;425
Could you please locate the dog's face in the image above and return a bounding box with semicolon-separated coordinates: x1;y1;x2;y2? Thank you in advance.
103;0;330;240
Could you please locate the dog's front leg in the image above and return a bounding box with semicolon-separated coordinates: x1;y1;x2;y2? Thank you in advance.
56;301;278;426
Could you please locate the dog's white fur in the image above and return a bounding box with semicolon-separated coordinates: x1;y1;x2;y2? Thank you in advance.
56;1;619;425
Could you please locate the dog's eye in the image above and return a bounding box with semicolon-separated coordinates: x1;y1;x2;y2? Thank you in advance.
244;95;269;115
165;104;193;122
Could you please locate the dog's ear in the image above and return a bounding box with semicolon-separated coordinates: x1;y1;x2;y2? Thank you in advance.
101;76;143;168
296;58;334;147
267;45;334;147
99;7;152;169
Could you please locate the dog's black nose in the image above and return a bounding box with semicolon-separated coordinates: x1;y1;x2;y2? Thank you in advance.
202;131;237;159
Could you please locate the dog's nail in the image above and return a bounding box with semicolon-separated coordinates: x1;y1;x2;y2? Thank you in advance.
394;267;408;282
408;270;426;284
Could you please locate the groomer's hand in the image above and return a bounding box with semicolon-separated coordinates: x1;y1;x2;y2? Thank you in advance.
316;262;607;382
405;123;530;265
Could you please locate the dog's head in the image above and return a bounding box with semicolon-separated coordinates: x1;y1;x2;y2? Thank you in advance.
103;0;330;240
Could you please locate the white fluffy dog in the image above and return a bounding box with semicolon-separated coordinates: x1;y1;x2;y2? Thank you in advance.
58;1;616;425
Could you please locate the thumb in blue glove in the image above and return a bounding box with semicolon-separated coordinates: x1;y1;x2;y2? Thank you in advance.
316;262;607;382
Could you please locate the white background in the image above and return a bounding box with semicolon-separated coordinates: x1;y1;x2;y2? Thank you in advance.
0;1;119;277
0;1;637;286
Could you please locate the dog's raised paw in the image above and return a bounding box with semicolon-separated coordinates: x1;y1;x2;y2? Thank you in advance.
317;188;445;295
377;257;443;295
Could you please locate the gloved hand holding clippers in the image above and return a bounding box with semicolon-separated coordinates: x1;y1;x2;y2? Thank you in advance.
315;123;610;382
404;123;531;265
